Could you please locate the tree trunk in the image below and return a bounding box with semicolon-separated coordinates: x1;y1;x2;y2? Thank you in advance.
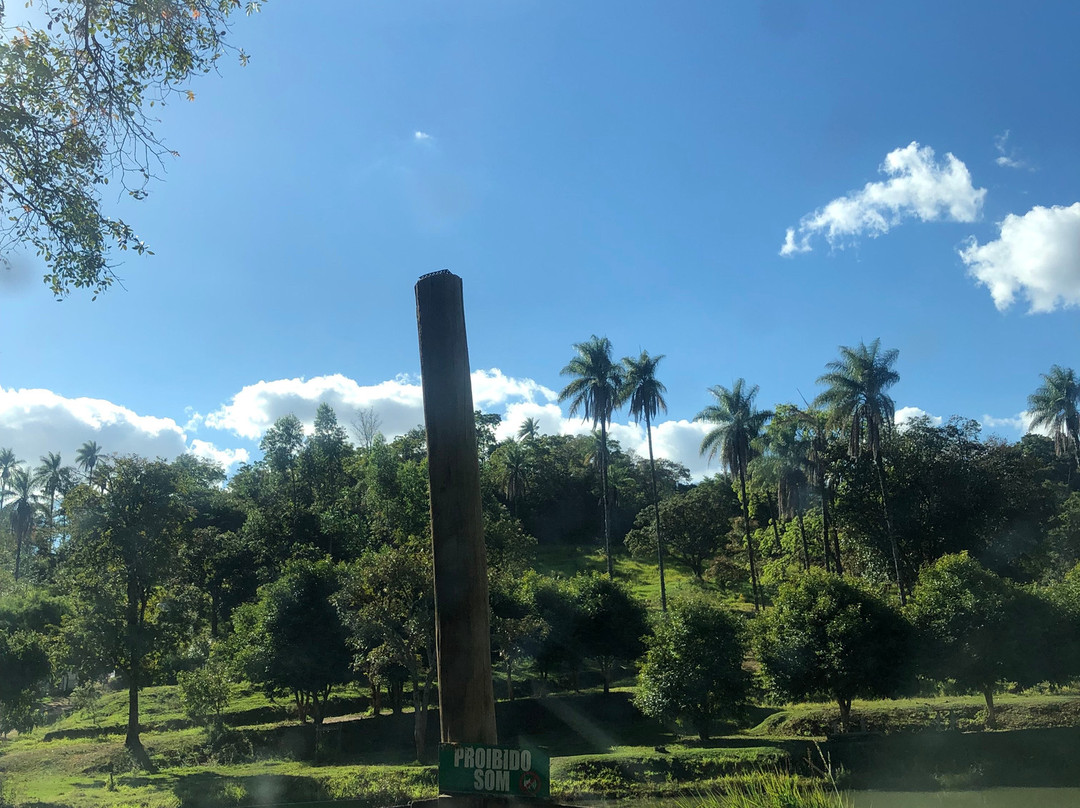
983;687;996;728
126;663;141;749
645;413;667;612
819;477;831;573
738;465;761;610
601;420;613;579
14;528;23;580
796;508;810;571
837;696;852;733
875;457;904;605
506;657;514;701
124;574;147;763
831;526;844;576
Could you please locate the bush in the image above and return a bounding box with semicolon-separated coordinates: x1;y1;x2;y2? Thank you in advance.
636;597;749;740
177;657;232;727
755;570;912;732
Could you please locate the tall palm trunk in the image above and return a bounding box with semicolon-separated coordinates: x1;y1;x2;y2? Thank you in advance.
600;420;613;579
737;465;761;610
875;457;904;605
645;413;667;612
818;475;831;572
796;508;810;571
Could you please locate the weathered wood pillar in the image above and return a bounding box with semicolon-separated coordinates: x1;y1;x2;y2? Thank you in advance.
415;270;498;747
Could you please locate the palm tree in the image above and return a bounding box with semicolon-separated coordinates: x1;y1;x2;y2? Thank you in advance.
493;439;528;515
758;405;813;571
798;406;842;574
76;440;103;488
621;350;670;611
1028;365;1080;470
815;339;903;602
517;417;541;443
0;448;16;511
696;379;772;610
35;452;67;526
8;466;40;580
560;335;624;578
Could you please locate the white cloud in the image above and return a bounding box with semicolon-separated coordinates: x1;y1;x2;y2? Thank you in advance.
0;385;250;474
205;370;560;445
895;406;943;429
647;419;716;480
780;142;986;255
414;131;432;141
993;130;1030;170
979;411;1032;435
188;440;251;470
205;374;425;440
959;202;1080;313
0;386;188;467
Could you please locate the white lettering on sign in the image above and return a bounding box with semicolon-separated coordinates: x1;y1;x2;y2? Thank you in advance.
452;745;536;793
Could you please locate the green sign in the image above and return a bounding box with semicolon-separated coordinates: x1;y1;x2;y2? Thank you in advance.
438;743;550;798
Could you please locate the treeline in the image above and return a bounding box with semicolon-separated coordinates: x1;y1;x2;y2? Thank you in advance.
2;341;1080;766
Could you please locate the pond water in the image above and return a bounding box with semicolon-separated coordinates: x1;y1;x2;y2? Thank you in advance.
852;788;1080;807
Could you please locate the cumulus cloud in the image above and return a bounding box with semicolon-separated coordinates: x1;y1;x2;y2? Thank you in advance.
894;406;943;429
780;142;986;255
0;385;250;474
205;370;561;445
959;202;1080;313
0;385;188;467
188;440;251;469
205;374;424;440
414;131;432;141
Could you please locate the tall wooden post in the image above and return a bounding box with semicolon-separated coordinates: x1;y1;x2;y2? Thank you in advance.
416;270;498;747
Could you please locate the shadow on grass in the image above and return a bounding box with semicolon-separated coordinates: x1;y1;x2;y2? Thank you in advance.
173;771;331;807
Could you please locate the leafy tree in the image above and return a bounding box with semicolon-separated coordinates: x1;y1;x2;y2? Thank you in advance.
561;335;624;578
61;457;192;762
573;573;649;694
337;544;436;761
489;572;543;701
233;558;351;751
625;476;738;581
756;570;913;732
475;411;502;462
906;553;1054;726
1028;365;1080;471
621;350;671;610
75;441;103;488
636;597;749;741
0;0;265;297
696;379;772;609
527;575;585;688
178;655;232;728
816;340;904;601
0;628;50;736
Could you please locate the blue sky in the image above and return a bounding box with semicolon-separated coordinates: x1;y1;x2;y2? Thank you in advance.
2;1;1079;478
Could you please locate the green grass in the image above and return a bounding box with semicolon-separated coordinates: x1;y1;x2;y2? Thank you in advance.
7;686;1080;806
533;542;751;611
552;745;793;799
748;694;1080;738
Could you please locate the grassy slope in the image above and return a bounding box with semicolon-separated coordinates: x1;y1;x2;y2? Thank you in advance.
533;542;753;612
